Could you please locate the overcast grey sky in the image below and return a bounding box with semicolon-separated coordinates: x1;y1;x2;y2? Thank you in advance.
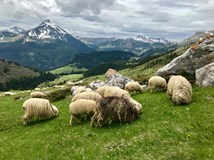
0;0;214;41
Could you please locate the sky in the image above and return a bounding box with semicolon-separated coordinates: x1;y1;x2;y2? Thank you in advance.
0;0;214;41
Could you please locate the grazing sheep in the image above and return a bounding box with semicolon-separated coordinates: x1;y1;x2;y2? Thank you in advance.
129;98;143;113
30;91;46;98
72;91;102;102
66;81;75;86
3;92;15;96
90;96;139;127
69;99;97;126
167;75;192;104
148;76;167;92
85;88;93;92
96;86;130;98
22;98;58;125
125;82;143;94
71;86;92;96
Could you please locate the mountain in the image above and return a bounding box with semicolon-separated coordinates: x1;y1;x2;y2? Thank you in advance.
0;19;92;70
133;35;170;44
77;35;174;55
71;50;135;69
0;26;25;42
179;30;214;46
0;59;56;91
77;37;117;48
8;26;26;34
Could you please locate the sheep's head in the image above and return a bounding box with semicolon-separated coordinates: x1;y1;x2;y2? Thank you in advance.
52;105;59;116
173;90;191;105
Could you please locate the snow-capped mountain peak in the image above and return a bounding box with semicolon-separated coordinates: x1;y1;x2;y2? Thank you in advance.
134;35;170;44
26;19;68;41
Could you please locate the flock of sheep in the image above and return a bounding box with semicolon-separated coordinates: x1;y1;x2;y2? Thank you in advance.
22;75;192;127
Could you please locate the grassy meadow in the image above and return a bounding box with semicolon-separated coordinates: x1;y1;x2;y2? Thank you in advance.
0;86;213;160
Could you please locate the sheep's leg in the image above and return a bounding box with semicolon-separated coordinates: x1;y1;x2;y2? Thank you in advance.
69;116;73;126
117;112;122;124
90;112;98;127
73;115;82;123
70;115;81;126
108;118;113;125
97;116;103;127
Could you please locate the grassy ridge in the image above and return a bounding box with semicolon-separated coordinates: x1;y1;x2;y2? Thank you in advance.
0;86;213;159
50;65;87;75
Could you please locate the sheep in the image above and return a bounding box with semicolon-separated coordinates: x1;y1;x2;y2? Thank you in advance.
90;96;139;127
30;91;46;98
71;91;102;102
22;98;58;125
85;88;93;92
69;99;97;126
148;76;167;92
96;86;130;98
125;82;143;94
71;86;92;96
66;81;75;86
167;75;192;105
129;98;143;114
3;92;15;96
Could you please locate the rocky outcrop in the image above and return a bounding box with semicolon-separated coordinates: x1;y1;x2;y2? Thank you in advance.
105;73;134;89
88;73;134;90
88;80;105;90
195;63;214;87
155;37;214;81
105;68;118;79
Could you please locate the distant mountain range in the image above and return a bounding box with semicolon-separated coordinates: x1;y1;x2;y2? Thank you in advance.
77;35;174;55
0;19;92;70
1;19;212;72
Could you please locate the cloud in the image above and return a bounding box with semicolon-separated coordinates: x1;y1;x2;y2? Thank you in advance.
0;0;214;41
55;0;116;16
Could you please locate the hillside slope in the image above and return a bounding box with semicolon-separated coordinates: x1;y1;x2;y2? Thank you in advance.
0;59;55;91
0;86;213;159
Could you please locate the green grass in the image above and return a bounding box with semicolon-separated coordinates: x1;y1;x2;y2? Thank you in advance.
50;65;87;75
47;74;83;86
0;86;213;159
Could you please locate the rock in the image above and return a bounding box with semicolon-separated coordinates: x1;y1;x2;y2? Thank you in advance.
105;73;134;89
88;73;134;89
88;80;105;90
195;62;214;87
105;68;118;79
156;38;214;81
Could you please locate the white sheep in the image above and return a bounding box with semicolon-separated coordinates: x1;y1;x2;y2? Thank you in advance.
85;88;93;92
148;76;167;92
167;75;192;104
22;98;58;125
69;99;97;126
71;91;102;102
125;82;143;94
71;86;92;96
3;92;15;96
96;86;130;98
30;91;46;98
129;98;143;114
66;81;75;86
